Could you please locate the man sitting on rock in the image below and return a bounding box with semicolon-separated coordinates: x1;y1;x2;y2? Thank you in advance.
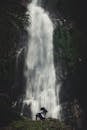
36;107;48;120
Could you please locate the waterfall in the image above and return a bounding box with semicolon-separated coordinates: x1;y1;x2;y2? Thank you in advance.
24;0;61;119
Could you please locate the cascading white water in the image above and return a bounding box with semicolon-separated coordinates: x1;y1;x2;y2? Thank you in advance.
24;0;61;119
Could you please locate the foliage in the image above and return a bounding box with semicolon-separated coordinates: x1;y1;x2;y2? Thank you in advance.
0;0;28;95
54;20;79;80
0;0;29;123
9;118;71;130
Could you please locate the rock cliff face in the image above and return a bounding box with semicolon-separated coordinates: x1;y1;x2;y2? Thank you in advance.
0;1;28;124
43;0;87;32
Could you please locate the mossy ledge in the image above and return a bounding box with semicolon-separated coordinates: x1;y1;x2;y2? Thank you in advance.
0;118;72;130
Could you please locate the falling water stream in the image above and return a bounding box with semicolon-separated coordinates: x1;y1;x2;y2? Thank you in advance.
24;0;61;119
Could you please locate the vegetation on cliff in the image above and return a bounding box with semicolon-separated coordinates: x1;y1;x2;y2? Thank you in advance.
0;119;72;130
